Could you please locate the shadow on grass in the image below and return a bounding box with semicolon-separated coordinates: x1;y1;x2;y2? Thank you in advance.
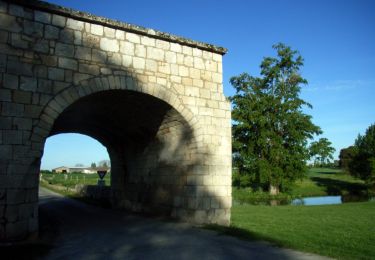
204;224;285;248
311;177;368;196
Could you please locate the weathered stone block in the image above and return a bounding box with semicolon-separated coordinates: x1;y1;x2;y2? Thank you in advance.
125;32;140;43
104;27;115;38
1;102;24;117
100;38;119;52
59;28;74;44
91;24;103;36
13;118;32;131
74;31;82;45
52;14;66;27
170;42;181;52
10;33;28;49
0;117;12;130
33;39;49;53
122;55;132;67
20;76;37;91
141;36;155;47
55;42;74;57
48;67;64;81
156;39;169;50
13;90;31;104
108;53;122;66
6;189;25;204
5;205;19;222
0;145;12;160
6;61;33;76
40;54;58;66
9;4;24;17
78;63;99;75
0;13;22;32
5;220;28;239
3;130;23;144
0;89;11;101
66;18;84;31
35;10;51;24
23;20;43;38
24;104;42;118
147;47;164;61
58;57;78;70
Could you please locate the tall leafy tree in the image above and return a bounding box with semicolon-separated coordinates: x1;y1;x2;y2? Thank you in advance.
309;138;336;166
230;43;321;194
349;123;375;187
339;146;358;171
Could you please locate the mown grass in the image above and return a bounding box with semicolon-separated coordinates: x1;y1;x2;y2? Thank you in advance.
291;167;367;197
209;201;375;260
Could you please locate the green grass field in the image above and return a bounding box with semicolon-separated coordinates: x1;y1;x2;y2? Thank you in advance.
228;201;375;259
41;172;111;188
291;167;367;197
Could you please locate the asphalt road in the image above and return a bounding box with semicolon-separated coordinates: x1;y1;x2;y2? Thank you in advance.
3;187;331;259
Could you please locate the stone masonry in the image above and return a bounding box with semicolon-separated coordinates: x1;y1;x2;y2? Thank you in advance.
0;0;231;242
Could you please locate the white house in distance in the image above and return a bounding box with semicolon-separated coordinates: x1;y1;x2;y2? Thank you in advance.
52;166;110;174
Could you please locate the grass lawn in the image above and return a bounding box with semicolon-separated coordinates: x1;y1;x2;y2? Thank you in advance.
225;201;375;259
291;167;367;197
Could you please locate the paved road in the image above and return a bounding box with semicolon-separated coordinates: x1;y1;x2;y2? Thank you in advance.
25;187;330;259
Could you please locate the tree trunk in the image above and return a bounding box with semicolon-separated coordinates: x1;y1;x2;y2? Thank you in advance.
269;184;279;195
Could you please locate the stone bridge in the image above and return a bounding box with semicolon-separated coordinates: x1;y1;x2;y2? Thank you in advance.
0;0;231;241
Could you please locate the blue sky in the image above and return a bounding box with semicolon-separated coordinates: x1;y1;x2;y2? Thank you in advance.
41;0;375;169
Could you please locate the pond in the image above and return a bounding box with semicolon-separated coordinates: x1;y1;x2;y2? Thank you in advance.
292;194;374;206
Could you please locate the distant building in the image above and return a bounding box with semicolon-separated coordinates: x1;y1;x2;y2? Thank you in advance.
52;166;110;174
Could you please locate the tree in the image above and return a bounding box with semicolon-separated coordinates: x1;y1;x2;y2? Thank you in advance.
349;123;375;187
339;146;358;171
91;162;97;168
98;160;110;168
75;163;84;167
309;138;336;167
230;43;321;194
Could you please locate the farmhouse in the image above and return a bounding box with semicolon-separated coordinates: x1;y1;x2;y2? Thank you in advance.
52;166;110;174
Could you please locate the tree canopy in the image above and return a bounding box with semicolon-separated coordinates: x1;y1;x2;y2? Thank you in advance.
230;43;321;194
349;123;375;187
309;138;336;166
339;146;358;171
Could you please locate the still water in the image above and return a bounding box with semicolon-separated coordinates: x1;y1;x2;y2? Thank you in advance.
292;196;341;205
292;195;374;206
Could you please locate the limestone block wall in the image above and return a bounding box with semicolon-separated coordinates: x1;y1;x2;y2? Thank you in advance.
0;0;231;242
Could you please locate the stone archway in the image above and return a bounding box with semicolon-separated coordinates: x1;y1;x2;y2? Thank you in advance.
0;0;231;242
38;80;199;215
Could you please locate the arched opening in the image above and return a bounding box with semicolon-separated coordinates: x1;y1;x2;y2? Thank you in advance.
40;133;111;187
39;89;196;216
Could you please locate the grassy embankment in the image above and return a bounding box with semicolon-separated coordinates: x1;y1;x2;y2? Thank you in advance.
227;201;375;260
233;167;369;204
225;168;374;259
291;167;367;197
